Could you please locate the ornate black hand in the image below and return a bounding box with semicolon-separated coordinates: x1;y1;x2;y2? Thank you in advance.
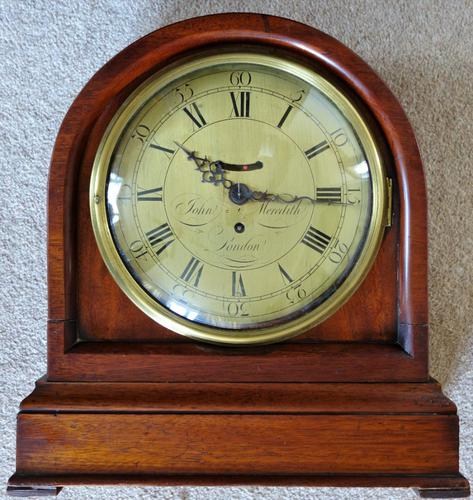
240;190;347;205
218;160;263;172
174;142;231;187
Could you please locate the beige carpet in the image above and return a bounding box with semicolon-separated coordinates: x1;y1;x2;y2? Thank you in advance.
1;1;471;498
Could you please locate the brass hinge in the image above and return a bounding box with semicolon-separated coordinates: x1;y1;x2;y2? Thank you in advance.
386;177;393;228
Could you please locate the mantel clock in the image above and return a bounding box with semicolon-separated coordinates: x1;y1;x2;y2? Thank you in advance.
8;13;469;498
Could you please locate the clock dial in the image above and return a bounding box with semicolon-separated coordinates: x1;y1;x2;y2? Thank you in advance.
90;52;387;344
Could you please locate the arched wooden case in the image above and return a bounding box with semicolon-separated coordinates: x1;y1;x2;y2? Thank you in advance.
8;13;469;498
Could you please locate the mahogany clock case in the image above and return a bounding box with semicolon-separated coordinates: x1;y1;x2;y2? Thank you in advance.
49;19;410;384
7;13;469;498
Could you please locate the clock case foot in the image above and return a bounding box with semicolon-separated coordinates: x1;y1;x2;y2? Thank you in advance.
8;377;469;498
6;485;62;497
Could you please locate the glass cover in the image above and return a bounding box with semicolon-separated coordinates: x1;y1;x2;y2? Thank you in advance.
91;52;386;343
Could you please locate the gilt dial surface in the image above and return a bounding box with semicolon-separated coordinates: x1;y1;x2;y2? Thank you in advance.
91;53;386;343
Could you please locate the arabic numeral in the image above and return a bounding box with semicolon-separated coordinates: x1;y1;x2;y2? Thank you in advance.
290;89;306;102
329;242;349;264
226;302;249;317
230;71;252;86
331;128;348;147
129;240;148;259
285;285;307;305
175;83;194;104
132;124;150;143
172;284;192;305
347;188;361;205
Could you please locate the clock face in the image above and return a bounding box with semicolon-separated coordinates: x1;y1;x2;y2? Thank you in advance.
90;52;387;345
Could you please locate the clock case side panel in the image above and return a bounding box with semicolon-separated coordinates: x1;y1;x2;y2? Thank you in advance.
45;13;428;382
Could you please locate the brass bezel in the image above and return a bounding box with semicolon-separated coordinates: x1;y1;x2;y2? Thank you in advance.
90;52;387;345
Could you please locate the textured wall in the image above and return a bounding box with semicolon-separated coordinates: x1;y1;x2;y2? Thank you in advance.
1;1;472;499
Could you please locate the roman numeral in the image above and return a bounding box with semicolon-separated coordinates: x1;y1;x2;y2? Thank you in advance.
230;91;250;117
277;105;293;128
305;140;330;159
146;223;174;256
316;187;342;203
183;102;207;128
137;187;163;201
278;263;293;284
150;143;175;157
180;257;204;288
301;226;332;254
232;271;246;297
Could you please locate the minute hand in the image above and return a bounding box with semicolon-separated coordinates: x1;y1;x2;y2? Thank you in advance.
245;189;348;205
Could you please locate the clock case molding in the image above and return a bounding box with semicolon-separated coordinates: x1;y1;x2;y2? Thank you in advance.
8;13;469;498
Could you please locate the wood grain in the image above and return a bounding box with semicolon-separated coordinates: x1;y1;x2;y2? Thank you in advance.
16;413;458;475
21;379;456;414
47;323;428;382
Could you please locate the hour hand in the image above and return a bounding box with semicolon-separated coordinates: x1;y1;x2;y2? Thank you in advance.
174;142;263;172
174;141;227;187
174;141;213;175
219;160;263;172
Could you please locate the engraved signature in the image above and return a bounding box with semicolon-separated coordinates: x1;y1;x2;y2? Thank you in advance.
171;194;221;226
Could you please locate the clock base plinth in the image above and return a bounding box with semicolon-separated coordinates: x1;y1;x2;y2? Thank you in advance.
8;378;469;498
